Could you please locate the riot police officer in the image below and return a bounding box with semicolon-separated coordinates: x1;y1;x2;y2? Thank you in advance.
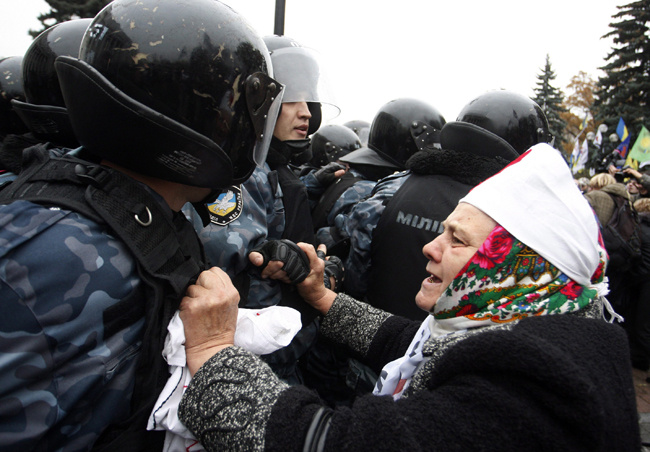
184;35;339;384
338;97;447;302
311;107;433;254
12;18;92;149
301;123;361;225
343;119;370;147
0;0;282;450
0;19;92;180
307;123;361;170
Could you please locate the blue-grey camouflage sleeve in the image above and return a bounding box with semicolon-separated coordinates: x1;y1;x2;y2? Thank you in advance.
327;179;376;226
343;178;401;298
186;165;286;308
301;169;326;199
314;179;376;249
0;200;144;451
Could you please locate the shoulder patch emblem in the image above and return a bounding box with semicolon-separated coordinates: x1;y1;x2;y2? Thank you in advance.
207;185;243;226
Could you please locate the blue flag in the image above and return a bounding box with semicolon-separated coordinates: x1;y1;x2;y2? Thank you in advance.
616;118;631;158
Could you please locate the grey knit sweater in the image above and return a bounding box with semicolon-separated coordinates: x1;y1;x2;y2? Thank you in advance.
178;294;390;451
179;294;640;452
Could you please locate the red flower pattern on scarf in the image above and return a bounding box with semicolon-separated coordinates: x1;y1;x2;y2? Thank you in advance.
434;224;603;322
472;226;513;270
559;280;583;299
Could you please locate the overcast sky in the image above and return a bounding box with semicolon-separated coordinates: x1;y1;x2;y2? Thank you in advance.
1;0;624;125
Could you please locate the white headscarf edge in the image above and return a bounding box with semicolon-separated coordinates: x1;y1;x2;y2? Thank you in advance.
460;143;602;286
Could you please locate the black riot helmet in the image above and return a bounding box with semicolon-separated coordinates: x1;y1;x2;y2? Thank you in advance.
54;0;283;189
343;119;370;147
441;90;552;161
263;35;338;135
12;18;92;147
21;19;91;109
341;98;446;170
310;124;361;168
263;35;303;52
0;56;29;137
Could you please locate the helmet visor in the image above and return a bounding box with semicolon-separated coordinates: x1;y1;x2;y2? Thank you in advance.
270;47;340;121
235;71;284;181
252;85;283;166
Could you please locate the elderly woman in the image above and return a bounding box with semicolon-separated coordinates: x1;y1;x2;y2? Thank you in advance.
177;144;640;451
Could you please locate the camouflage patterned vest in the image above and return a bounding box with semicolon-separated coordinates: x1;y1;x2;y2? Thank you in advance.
0;144;206;451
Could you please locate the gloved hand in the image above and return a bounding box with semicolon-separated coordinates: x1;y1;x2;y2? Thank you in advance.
249;239;311;284
313;162;347;186
317;249;344;291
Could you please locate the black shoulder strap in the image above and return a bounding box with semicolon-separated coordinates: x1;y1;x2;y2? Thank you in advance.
0;143;105;222
311;171;363;230
0;144;206;295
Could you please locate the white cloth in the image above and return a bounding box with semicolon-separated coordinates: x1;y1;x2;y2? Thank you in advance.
373;316;432;400
460;143;601;287
147;306;302;451
374;315;472;399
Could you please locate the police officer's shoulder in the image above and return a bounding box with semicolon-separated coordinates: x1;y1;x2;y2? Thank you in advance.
244;164;275;189
370;170;410;195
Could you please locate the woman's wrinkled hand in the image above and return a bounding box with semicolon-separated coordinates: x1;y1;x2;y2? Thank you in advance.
294;243;337;315
180;266;240;376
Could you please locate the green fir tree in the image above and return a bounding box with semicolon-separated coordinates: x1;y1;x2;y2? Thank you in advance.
29;0;111;38
594;0;650;138
532;54;567;149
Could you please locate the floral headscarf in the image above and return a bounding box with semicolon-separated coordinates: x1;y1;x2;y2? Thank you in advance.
374;223;608;400
433;224;607;328
374;144;611;399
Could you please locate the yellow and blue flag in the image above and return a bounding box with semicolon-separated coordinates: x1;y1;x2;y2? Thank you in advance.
616;117;631;158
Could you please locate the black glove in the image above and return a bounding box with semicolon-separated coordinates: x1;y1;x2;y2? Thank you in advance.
313;162;346;186
317;250;344;291
250;239;310;284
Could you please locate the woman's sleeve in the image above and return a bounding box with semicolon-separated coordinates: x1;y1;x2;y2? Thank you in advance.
178;294;420;451
180;315;637;452
178;346;290;452
319;293;422;373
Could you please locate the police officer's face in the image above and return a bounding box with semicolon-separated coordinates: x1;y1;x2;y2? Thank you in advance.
416;203;496;312
273;101;312;141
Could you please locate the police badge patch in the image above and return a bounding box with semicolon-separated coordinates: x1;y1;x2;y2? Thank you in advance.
207;185;243;225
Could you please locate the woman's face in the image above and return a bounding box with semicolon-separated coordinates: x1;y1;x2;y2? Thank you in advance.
273;101;312;141
415;203;497;312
